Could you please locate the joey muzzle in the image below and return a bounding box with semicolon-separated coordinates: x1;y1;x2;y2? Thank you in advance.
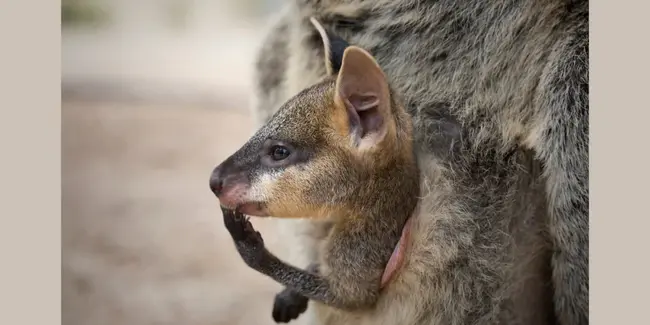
209;162;269;217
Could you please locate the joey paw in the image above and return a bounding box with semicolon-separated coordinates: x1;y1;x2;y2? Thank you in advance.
222;207;264;245
272;288;309;323
221;206;267;268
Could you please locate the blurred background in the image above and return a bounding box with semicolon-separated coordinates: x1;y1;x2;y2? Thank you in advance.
61;1;310;324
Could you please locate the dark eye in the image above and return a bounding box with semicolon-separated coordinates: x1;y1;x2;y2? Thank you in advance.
270;145;291;161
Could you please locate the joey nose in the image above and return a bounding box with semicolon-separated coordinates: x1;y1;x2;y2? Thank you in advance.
209;165;224;196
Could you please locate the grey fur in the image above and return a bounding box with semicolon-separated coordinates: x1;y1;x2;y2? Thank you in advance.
250;1;588;324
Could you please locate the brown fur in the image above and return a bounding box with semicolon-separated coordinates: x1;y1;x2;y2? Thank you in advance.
250;1;588;324
212;44;422;317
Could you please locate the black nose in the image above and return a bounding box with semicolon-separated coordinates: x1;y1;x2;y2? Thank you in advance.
209;165;223;196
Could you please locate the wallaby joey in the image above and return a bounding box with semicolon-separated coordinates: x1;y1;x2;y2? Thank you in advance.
210;18;419;323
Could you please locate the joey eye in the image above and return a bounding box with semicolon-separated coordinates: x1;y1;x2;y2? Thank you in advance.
270;145;291;161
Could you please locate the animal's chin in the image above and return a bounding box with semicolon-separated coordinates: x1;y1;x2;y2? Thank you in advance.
235;202;270;217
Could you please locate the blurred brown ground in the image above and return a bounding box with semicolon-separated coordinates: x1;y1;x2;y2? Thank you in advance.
62;99;310;325
61;2;312;324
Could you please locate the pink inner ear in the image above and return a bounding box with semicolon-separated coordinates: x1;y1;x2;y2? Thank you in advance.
357;107;383;138
348;93;379;112
347;94;384;139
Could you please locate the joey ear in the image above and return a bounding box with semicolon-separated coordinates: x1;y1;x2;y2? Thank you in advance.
335;46;392;150
310;17;349;76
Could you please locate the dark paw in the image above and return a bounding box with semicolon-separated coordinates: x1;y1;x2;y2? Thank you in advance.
222;207;264;245
272;289;309;323
222;207;267;268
